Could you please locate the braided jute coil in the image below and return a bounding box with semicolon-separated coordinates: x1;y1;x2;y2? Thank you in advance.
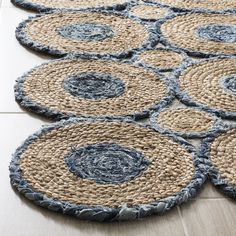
9;117;205;221
128;4;169;21
16;10;158;58
11;0;129;11
133;47;187;72
14;56;173;120
157;12;236;57
174;57;236;119
200;125;236;199
143;0;236;13
150;107;225;139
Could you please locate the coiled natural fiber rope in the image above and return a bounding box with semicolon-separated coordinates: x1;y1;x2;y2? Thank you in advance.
150;107;224;138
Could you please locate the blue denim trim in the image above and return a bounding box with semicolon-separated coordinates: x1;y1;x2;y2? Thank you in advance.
150;106;227;139
199;124;236;199
9;117;206;221
172;56;236;119
11;0;130;12
15;9;159;58
156;12;236;58
131;46;190;72
14;54;174;121
142;0;236;14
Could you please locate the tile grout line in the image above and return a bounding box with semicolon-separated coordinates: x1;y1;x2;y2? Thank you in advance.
0;112;26;114
177;206;190;236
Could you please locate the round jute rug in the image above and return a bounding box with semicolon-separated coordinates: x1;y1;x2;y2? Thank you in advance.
16;10;158;57
158;12;236;57
14;56;173;120
174;57;236;119
200;125;236;199
10;117;205;221
150;107;225;139
143;0;236;13
11;0;129;11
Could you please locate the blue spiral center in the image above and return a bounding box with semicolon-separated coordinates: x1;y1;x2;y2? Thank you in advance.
65;143;150;184
64;72;125;100
58;23;114;41
220;75;236;95
197;24;236;43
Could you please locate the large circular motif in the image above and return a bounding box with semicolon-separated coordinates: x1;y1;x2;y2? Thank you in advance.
15;57;173;120
150;107;224;138
143;0;236;13
158;13;236;57
175;57;236;119
10;118;205;221
200;125;236;199
11;0;129;11
16;11;156;57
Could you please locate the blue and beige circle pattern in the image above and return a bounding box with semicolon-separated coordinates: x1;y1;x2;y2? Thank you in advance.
16;11;154;57
10;118;203;221
159;13;236;57
175;57;236;118
15;57;172;119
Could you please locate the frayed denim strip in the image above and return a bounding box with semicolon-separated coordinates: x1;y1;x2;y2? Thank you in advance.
142;0;236;14
11;0;131;13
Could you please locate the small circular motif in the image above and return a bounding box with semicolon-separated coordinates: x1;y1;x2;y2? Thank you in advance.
11;0;129;11
143;0;236;12
65;143;149;184
175;57;236;118
129;4;169;20
150;107;222;138
16;11;152;57
137;49;184;71
10;118;204;221
201;126;236;199
159;13;236;57
15;57;172;119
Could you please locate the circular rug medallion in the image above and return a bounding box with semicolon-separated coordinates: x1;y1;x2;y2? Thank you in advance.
129;4;169;20
174;57;236;119
150;107;224;138
200;125;236;199
135;48;186;71
158;13;236;57
11;0;129;11
143;0;236;13
16;10;156;57
15;57;173;120
10;117;205;221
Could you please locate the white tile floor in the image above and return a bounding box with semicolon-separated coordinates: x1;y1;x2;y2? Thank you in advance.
0;1;236;235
